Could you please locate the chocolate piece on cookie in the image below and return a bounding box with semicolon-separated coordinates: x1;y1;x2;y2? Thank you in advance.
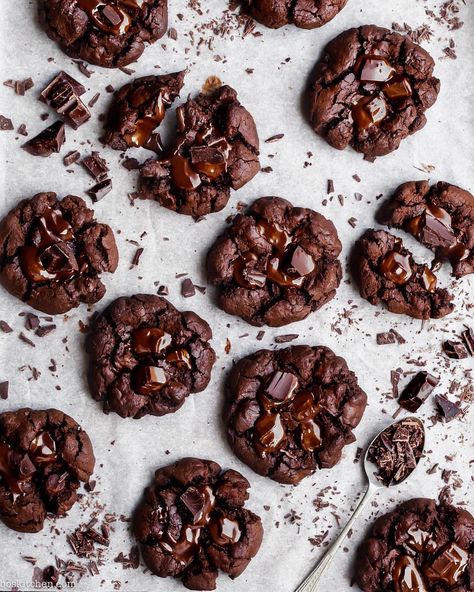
207;196;342;327
225;345;367;484
38;0;167;68
242;0;348;29
134;457;263;590
309;26;440;157
86;295;216;419
103;72;185;151
139;84;260;218
355;498;474;592
382;181;474;278
356;229;454;319
0;407;94;533
0;192;118;314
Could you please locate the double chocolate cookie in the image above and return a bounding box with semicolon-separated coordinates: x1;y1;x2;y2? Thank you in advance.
134;457;264;590
309;26;440;157
355;498;474;592
207;196;342;327
225;346;367;484
39;0;167;68
242;0;347;29
0;192;118;315
0;408;95;533
139;84;260;219
87;295;216;418
356;229;454;319
103;71;185;151
381;181;474;278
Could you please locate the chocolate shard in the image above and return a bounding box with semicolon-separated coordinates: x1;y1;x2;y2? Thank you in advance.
40;71;86;102
87;179;112;202
461;326;474;356
82;152;109;180
22;121;65;157
436;395;461;422
0;115;14;130
443;340;468;359
398;371;439;412
0;381;9;400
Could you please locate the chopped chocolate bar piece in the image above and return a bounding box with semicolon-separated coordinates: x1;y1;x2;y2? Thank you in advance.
367;418;424;485
0;115;13;130
436;395;462;421
82;152;109;181
461;326;474;356
22;121;65;157
63;150;81;166
0;321;13;333
398;371;439;412
87;179;112;202
40;71;90;129
181;278;195;298
443;340;469;359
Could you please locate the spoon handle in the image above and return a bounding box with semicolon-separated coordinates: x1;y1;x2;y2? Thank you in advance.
294;483;377;592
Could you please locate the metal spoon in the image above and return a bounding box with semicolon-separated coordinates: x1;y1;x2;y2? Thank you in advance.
295;416;425;592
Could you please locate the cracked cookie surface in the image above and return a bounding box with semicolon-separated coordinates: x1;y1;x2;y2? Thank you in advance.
0;192;118;315
356;229;454;319
103;71;185;151
382;180;474;278
134;457;263;591
139;84;260;219
0;407;95;533
243;0;347;29
207;196;342;327
309;25;440;157
39;0;167;68
355;498;474;592
225;346;367;485
87;294;216;419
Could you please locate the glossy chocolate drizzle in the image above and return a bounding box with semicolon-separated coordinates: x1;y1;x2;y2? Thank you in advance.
406;204;469;269
167;121;231;190
76;0;149;35
393;556;427;592
130;326;192;396
124;91;168;148
352;54;412;131
379;243;438;293
0;432;57;500
252;370;322;457
18;209;86;284
233;219;315;290
154;485;241;565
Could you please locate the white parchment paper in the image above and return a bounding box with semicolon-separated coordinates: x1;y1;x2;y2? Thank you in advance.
0;0;473;590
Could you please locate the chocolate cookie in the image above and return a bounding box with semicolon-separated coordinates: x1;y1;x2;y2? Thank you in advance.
243;0;347;29
381;181;474;278
39;0;167;68
355;498;474;592
207;196;342;327
103;71;185;151
0;192;118;315
0;408;95;533
309;26;440;157
225;346;367;485
139;84;260;219
87;295;216;419
134;457;263;590
356;229;454;319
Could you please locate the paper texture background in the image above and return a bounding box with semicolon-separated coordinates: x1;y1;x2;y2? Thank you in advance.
0;0;473;590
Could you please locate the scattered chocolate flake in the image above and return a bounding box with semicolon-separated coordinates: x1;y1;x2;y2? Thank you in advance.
367;418;424;485
377;331;396;345
443;340;468;359
63;150;81;166
77;61;93;78
461;326;474;356
256;330;265;341
225;338;231;354
265;133;284;143
168;27;178;40
0;320;13;333
0;381;9;400
131;247;144;267
348;217;357;228
19;332;35;347
354;446;363;463
261;166;273;173
122;157;139;171
114;547;140;570
105;84;115;93
87;178;112;202
181;278;195;298
436;395;462;422
274;334;298;343
119;66;134;76
22;121;65;157
399;371;439;412
0;115;14;130
327;179;334;194
17;123;28;136
352;174;361;182
25;313;40;331
35;324;57;337
88;92;100;108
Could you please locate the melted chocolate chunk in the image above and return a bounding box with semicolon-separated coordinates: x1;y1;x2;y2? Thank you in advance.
29;432;57;464
393;555;426;592
399;372;439;412
380;250;413;284
423;542;468;586
405;526;438;553
208;515;241;546
132;327;172;354
132;365;167;395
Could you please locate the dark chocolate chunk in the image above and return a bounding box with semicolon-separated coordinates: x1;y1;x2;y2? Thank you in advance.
436;395;462;421
0;115;14;130
443;340;468;359
82;152;109;180
87;179;112;202
181;278;195;298
398;371;439;412
22;122;65;157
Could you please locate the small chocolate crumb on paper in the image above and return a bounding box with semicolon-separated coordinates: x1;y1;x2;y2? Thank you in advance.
274;334;298;343
181;278;195;298
0;381;9;400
